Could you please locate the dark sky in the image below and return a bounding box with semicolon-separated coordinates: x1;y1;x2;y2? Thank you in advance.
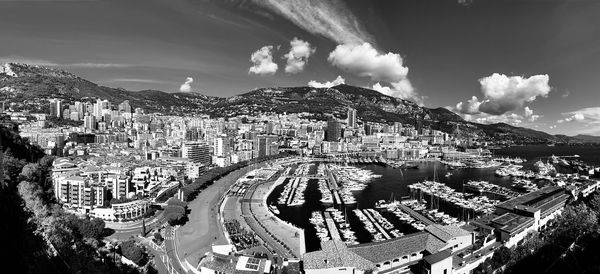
0;0;599;135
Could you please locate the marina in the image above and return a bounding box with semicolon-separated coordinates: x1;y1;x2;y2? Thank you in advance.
353;208;390;242
408;181;499;216
267;147;600;251
464;180;521;199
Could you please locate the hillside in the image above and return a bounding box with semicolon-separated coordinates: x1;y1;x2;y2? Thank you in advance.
0;63;219;114
0;62;562;143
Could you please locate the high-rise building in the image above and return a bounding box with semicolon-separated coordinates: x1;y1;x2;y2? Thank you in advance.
393;122;403;134
256;135;278;158
326;118;342;141
84;114;96;130
107;175;129;199
214;135;230;157
347;108;357;128
74;101;84;119
182;141;211;165
49;99;62;117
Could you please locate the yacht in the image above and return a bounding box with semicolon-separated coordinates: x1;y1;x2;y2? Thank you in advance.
269;205;280;215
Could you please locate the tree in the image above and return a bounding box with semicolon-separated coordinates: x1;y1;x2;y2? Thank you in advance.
19;163;41;183
166;198;186;208
153;232;163;244
17;180;50;219
551;204;597;246
75;218;106;240
589;194;600;214
2;154;26;189
120;240;146;266
491;246;512;268
164;205;186;226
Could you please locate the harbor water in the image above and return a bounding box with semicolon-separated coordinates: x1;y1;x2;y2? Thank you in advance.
267;145;600;252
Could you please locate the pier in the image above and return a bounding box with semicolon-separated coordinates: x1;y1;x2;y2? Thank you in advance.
332;190;341;205
397;204;435;226
284;175;327;180
326;167;340;190
323;212;342;241
285;178;299;205
361;209;392;240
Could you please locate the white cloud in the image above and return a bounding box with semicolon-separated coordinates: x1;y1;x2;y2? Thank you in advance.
284;38;315;74
549;125;557;129
371;81;421;104
254;0;371;44
455;96;483;114
328;43;409;83
249;46;278;76
557;107;600;135
523;106;540;122
308;75;345;88
463;112;524;126
557;113;584;123
327;43;421;103
179;77;194;92
478;73;551;115
524;106;533;117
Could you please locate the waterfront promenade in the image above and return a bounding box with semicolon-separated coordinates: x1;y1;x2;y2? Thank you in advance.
242;177;306;258
174;164;263;271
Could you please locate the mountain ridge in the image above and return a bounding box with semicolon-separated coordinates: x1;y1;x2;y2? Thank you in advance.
1;62;589;143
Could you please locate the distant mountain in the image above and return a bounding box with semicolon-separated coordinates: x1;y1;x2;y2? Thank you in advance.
0;63;219;114
554;134;600;144
0;62;563;143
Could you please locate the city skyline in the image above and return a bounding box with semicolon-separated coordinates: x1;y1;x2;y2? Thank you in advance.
3;1;600;271
1;0;599;136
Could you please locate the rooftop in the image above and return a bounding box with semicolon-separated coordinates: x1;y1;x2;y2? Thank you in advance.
424;249;452;265
425;224;472;243
349;231;445;263
496;186;566;213
491;212;534;234
304;240;375;271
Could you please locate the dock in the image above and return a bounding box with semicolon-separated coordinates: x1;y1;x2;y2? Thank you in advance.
326;167;340;190
324;212;342;241
284;175;327;179
398;204;434;226
285;178;299;205
361;209;391;240
332;190;341;205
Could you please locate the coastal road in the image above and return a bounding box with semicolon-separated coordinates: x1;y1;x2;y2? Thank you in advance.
164;226;187;274
106;213;166;240
175;164;267;268
137;237;170;274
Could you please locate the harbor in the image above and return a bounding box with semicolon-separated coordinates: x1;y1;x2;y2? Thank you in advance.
267;148;600;252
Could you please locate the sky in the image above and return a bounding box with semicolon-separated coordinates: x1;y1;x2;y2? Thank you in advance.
0;0;599;136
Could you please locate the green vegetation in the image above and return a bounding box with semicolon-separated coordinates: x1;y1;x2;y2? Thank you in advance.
182;152;292;202
0;125;148;273
2;63;567;143
120;240;148;266
46;115;84;128
164;198;187;226
153;232;164;244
